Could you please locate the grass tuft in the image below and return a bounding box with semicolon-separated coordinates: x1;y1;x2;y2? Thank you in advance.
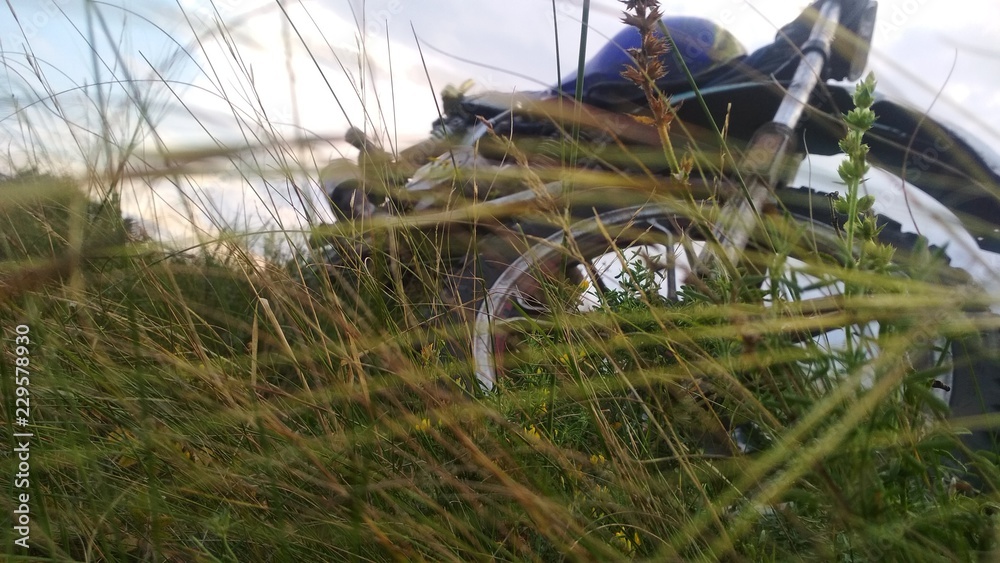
2;1;999;561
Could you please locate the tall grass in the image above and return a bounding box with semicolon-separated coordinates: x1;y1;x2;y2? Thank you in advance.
2;1;1000;561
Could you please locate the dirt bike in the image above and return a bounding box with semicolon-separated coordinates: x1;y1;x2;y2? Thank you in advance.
315;0;1000;468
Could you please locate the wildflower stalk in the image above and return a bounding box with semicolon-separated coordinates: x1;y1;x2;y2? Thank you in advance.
836;72;892;362
619;0;682;178
837;72;879;268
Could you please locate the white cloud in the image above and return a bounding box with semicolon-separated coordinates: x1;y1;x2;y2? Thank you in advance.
7;0;999;248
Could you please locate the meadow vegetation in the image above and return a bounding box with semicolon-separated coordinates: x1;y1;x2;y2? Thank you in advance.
2;1;1000;561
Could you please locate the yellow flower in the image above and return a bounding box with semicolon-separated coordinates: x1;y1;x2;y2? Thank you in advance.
590;453;607;466
612;527;639;555
414;418;431;432
420;343;435;363
524;424;541;441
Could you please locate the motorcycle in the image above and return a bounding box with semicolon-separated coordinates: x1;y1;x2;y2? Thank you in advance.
315;0;1000;462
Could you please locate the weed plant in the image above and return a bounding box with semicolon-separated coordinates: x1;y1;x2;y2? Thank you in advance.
1;1;999;561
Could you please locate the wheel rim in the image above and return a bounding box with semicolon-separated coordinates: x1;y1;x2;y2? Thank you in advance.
472;203;957;404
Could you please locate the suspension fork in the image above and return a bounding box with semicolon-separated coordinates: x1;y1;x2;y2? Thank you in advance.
696;0;844;274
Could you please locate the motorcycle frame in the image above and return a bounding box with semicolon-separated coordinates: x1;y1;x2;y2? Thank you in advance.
403;0;867;270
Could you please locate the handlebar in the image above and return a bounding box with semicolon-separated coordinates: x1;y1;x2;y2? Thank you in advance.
774;0;843;129
790;0;878;81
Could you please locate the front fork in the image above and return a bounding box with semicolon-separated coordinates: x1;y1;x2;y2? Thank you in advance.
695;0;843;275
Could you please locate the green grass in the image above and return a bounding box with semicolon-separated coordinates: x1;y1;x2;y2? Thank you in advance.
2;1;1000;561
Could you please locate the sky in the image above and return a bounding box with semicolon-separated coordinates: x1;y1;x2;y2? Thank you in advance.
2;0;999;262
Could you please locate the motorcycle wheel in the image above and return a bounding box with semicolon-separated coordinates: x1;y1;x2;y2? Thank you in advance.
451;186;999;477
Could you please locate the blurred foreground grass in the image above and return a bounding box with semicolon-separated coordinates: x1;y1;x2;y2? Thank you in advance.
1;163;999;561
3;1;1000;560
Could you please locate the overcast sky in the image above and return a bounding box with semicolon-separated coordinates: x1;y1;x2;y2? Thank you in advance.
5;1;999;154
2;0;999;249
